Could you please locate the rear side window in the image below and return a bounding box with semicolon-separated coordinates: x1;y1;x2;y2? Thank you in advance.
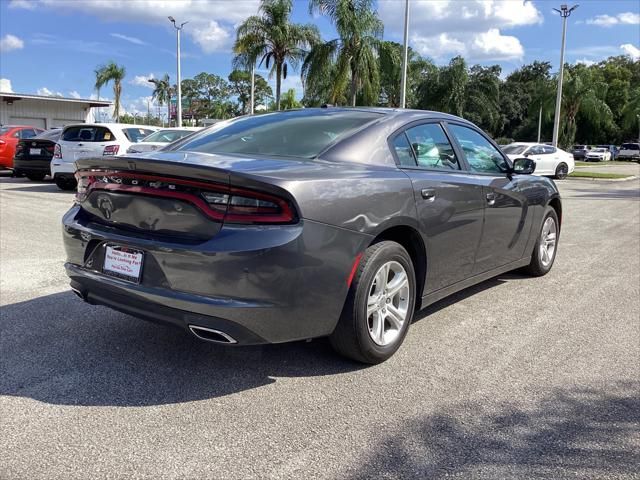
19;129;37;139
62;126;114;142
448;124;509;174
173;110;382;159
123;128;156;143
542;146;556;154
400;123;460;170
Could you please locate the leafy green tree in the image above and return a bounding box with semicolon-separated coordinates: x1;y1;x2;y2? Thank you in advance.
94;61;126;122
234;0;320;110
303;0;383;106
228;70;273;114
279;88;301;109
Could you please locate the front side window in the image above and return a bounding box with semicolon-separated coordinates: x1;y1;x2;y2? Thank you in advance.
402;123;460;170
447;124;509;174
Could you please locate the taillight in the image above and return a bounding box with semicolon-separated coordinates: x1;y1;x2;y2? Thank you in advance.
0;139;5;145
54;144;62;159
103;145;120;156
15;143;24;156
45;144;55;153
75;170;296;224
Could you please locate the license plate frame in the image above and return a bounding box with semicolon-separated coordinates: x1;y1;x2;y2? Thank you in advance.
29;148;41;156
102;245;144;283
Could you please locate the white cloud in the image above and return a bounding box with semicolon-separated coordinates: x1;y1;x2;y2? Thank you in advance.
575;58;596;67
621;44;640;61
378;0;540;62
190;20;231;53
586;12;640;27
37;87;63;97
130;73;156;88
68;90;82;99
0;34;25;52
16;0;259;54
110;33;147;45
0;78;14;93
8;0;35;9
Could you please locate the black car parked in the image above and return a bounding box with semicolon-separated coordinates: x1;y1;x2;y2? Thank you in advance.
571;145;591;160
13;128;61;181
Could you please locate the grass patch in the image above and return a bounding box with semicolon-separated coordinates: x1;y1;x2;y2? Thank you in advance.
575;160;636;166
569;171;632;179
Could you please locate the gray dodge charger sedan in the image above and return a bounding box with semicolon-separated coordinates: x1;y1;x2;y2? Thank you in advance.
62;108;561;363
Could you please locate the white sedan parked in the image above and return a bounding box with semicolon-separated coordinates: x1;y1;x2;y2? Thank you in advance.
125;127;201;154
585;147;611;162
502;142;575;179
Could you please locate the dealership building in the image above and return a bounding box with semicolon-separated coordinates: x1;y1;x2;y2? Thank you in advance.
0;92;111;129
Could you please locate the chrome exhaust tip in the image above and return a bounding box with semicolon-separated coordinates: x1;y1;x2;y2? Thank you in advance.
188;325;237;344
70;287;86;301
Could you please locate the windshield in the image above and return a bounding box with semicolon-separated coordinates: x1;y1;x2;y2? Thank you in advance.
142;129;196;143
592;148;606;153
621;143;639;150
501;144;528;155
171;110;383;159
123;128;157;143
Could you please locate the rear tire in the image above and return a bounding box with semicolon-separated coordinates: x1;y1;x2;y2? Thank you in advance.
26;173;46;181
330;241;416;364
55;176;77;191
554;163;569;180
524;207;559;277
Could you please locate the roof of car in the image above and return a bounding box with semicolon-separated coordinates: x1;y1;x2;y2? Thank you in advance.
61;123;159;129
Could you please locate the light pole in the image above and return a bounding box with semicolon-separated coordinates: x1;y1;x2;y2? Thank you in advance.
551;4;578;147
637;114;640;142
399;0;410;108
168;16;188;127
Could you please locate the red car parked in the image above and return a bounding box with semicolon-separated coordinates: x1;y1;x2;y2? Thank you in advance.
0;125;45;169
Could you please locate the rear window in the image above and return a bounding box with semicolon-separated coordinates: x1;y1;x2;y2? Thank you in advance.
573;145;586;149
62;126;114;142
123;128;156;143
142;129;195;143
0;126;13;135
35;129;62;141
621;143;639;150
172;110;383;159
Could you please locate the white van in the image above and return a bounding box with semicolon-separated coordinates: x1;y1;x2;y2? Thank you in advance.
51;123;158;190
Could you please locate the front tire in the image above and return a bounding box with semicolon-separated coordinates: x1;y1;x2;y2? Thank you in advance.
554;163;569;180
524;207;559;277
330;241;416;364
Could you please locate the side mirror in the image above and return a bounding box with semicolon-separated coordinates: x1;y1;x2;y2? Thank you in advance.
512;157;536;175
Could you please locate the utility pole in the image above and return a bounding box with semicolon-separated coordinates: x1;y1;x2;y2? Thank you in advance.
537;106;543;143
637;114;640;142
551;4;579;147
399;0;410;108
250;63;255;115
169;16;188;127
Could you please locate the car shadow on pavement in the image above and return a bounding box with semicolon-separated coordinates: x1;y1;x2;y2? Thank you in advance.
348;382;640;479
0;291;364;407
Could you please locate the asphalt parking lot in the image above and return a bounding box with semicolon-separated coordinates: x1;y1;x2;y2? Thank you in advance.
1;176;639;479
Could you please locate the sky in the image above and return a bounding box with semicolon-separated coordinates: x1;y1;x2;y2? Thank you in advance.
0;0;638;116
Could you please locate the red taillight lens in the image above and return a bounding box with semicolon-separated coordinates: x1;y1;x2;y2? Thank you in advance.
45;144;55;153
53;144;62;159
0;139;6;145
75;170;296;224
15;143;24;155
103;145;120;156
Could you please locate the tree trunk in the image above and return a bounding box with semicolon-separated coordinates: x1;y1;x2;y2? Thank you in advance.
276;62;282;111
114;81;121;122
350;71;357;107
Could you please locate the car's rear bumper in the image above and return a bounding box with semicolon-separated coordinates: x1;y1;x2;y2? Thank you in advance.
13;159;51;175
62;205;372;344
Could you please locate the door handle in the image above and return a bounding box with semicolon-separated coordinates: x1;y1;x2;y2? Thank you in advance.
77;143;84;146
421;188;436;201
486;192;496;206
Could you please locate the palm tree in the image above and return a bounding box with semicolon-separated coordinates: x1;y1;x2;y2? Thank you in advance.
234;0;320;110
149;74;172;126
94;61;126;122
303;0;383;106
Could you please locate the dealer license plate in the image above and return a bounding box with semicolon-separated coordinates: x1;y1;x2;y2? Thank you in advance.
103;246;144;283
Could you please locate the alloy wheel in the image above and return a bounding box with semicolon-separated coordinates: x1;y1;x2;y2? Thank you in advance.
539;217;557;267
366;261;410;346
